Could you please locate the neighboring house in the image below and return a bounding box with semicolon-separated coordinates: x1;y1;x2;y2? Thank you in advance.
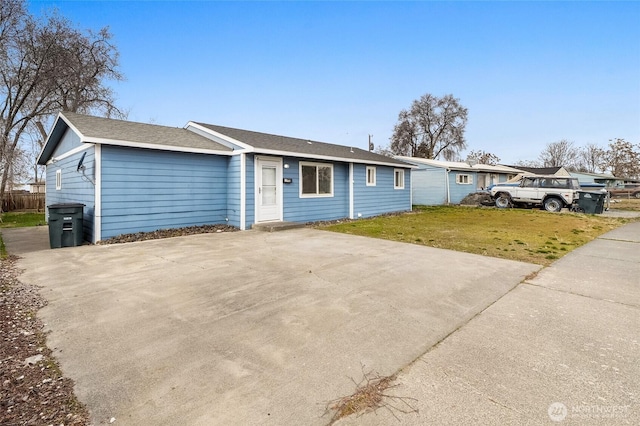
568;171;622;187
37;112;412;243
29;180;46;193
395;157;521;205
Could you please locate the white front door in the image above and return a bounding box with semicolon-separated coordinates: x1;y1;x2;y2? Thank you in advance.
256;157;282;222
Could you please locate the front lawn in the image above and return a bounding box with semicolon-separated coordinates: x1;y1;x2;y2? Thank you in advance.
318;206;635;266
610;198;640;211
0;212;46;228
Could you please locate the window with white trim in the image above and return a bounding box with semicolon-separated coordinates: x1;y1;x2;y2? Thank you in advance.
300;162;333;197
394;169;405;189
366;166;376;186
55;169;62;190
456;174;472;184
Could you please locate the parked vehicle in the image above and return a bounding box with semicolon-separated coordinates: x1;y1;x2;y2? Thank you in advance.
606;184;640;198
490;175;581;212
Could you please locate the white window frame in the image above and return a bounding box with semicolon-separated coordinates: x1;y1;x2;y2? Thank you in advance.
394;169;405;189
456;174;472;185
299;161;334;198
55;169;62;190
366;166;376;186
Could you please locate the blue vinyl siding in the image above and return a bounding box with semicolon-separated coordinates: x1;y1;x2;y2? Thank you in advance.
281;157;349;223
45;146;96;242
412;167;447;205
226;155;241;227
353;164;411;217
448;172;477;204
100;146;228;239
51;128;83;157
412;166;477;205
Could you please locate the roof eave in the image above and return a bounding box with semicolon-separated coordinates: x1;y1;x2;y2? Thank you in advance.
253;148;414;167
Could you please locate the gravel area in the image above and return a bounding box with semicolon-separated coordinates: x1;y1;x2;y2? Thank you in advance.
0;255;90;426
96;223;238;244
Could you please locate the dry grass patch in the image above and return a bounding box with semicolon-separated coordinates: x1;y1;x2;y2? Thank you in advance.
325;368;417;424
609;198;640;211
319;206;635;266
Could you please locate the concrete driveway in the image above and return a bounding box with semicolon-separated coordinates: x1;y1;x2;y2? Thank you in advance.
4;227;539;425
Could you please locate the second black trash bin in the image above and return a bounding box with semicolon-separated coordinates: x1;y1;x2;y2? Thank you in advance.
48;203;85;248
576;191;605;214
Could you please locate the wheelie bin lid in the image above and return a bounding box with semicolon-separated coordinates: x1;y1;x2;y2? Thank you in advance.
48;203;86;209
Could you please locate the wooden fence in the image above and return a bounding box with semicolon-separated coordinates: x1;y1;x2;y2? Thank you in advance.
2;193;46;212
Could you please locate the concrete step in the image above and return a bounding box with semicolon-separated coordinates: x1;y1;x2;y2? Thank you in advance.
251;221;306;232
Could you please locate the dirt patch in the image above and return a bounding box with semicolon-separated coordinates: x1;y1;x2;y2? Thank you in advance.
0;256;90;425
460;192;494;206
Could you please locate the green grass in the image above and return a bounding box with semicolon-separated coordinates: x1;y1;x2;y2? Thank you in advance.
0;212;46;228
318;205;635;266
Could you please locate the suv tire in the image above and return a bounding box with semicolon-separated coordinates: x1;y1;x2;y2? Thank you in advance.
495;194;511;209
543;197;563;213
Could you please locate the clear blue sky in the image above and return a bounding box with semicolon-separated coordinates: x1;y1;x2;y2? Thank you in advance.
30;1;640;164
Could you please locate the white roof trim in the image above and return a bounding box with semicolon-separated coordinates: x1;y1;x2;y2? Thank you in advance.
84;137;234;156
47;143;93;164
185;122;253;150
396;156;519;173
252;147;414;168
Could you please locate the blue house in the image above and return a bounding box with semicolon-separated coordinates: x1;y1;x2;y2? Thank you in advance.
395;157;521;205
37;112;412;242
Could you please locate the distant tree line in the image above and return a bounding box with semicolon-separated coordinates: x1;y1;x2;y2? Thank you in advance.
380;92;638;179
515;139;640;179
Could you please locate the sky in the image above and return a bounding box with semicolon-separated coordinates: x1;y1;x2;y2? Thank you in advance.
29;0;640;164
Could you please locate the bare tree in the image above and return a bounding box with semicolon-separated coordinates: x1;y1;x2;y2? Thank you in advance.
512;159;541;168
0;1;124;200
575;143;605;173
537;139;579;169
602;138;640;179
390;93;468;160
466;150;500;165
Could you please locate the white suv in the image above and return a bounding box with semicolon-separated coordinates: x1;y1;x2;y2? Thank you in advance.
490;176;581;212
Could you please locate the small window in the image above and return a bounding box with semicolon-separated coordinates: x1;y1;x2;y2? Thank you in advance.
366;166;376;186
394;169;405;189
456;174;472;185
300;162;333;197
55;169;62;190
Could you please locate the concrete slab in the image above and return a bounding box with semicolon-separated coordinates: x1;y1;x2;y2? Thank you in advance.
251;221;306;232
525;222;640;307
340;221;640;425
1;225;50;255
338;284;640;425
8;228;539;426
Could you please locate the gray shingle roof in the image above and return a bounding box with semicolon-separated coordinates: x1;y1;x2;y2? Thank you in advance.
503;165;562;175
62;112;232;152
195;123;410;166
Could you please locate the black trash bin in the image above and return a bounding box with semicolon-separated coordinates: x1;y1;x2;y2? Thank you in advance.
576;191;605;214
48;203;85;248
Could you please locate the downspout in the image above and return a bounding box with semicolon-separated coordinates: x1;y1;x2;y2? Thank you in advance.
349;162;354;219
409;168;413;211
240;153;246;230
445;167;451;204
94;144;101;243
